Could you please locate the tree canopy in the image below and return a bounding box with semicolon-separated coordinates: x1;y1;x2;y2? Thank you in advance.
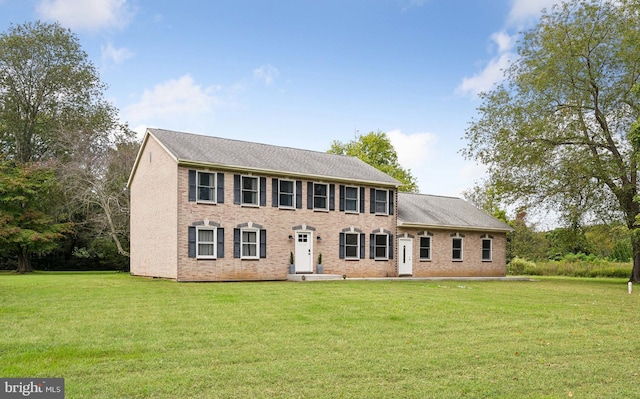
328;131;419;192
0;21;137;272
463;0;640;281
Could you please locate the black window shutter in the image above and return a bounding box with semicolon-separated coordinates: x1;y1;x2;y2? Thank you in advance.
233;175;241;204
188;226;196;257
272;178;279;207
259;230;267;258
339;233;345;259
339;185;345;211
260;177;267;206
370;188;376;213
389;190;394;215
217;173;224;204
360;233;365;259
370;234;375;259
188;170;196;202
296;181;302;209
329;184;335;211
389;234;394;259
233;228;240;258
307;182;313;209
217;228;224;258
360;187;365;213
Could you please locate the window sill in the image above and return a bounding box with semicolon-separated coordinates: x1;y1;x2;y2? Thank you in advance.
241;204;260;208
313;209;330;213
278;206;295;210
419;259;432;262
196;201;217;205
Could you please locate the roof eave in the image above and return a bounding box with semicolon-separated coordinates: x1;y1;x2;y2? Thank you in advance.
177;159;401;188
398;221;514;233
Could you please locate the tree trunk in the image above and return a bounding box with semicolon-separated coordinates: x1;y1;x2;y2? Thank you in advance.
16;247;33;274
631;230;640;283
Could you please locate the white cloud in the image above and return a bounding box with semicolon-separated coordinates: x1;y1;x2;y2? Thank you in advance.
36;0;134;31
253;65;279;86
101;43;134;65
387;130;437;169
507;0;559;27
124;74;222;126
456;52;513;97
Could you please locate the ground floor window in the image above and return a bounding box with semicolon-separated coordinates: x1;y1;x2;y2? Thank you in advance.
482;236;492;261
452;236;463;261
420;236;431;260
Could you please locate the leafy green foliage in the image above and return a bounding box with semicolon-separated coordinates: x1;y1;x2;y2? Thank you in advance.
328;131;419;192
0;161;73;272
463;0;640;280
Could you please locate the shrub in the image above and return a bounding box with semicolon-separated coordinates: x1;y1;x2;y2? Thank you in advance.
507;257;538;275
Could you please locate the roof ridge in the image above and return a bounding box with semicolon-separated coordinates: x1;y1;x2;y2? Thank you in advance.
150;128;358;161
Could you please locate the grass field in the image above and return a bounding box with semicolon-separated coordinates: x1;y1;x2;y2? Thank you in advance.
1;272;639;398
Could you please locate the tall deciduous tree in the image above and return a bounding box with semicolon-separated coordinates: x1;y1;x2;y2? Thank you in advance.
0;21;131;270
463;0;640;281
0;21;117;163
0;160;72;273
328;131;419;192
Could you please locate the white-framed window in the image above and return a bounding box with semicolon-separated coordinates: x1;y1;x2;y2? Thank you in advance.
242;176;259;205
345;186;359;213
374;189;388;215
452;236;463;261
241;228;259;259
374;233;389;260
279;179;295;208
196;226;216;259
420;236;431;260
482;237;492;261
345;232;360;259
197;171;216;203
313;183;329;210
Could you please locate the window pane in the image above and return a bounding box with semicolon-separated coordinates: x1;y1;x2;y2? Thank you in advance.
199;187;213;201
243;191;257;204
314;197;326;209
280;180;293;194
452;238;462;260
199;173;212;186
314;184;327;196
345;234;358;245
346;246;358;258
198;229;214;242
243;177;257;190
198;244;214;256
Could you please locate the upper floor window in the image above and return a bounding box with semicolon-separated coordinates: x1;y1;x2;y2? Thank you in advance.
482;235;493;261
279;179;295;208
345;186;359;213
242;176;259;205
313;183;328;210
189;170;223;204
197;171;215;202
370;188;394;215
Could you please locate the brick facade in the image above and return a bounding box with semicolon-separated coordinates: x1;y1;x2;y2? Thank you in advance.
128;131;510;282
396;228;507;277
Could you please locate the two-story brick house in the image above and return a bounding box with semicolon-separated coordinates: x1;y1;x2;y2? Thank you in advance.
127;128;512;281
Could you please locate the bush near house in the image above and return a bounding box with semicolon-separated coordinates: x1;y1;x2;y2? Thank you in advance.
508;253;631;278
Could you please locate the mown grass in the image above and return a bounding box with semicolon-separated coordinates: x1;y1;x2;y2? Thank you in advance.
1;272;639;398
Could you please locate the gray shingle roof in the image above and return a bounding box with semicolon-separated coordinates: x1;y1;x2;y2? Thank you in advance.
398;192;513;232
148;128;400;186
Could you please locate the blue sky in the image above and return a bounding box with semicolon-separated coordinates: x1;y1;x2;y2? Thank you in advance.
1;0;558;198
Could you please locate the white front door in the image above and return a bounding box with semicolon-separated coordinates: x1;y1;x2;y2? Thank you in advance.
398;238;413;276
295;232;313;273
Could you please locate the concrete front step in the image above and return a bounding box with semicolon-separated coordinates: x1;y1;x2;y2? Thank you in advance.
287;273;345;282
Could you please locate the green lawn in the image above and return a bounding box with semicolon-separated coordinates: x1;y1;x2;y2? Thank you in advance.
1;273;638;398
